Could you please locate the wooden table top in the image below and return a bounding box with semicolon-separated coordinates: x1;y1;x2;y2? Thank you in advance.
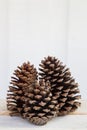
0;99;87;130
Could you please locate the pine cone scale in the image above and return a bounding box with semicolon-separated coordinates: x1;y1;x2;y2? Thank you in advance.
7;56;81;125
39;56;81;116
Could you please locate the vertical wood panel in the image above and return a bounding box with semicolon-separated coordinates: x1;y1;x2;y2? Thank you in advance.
67;0;87;99
8;0;68;77
0;0;69;98
0;0;8;98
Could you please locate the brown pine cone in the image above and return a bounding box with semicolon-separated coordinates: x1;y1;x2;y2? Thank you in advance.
39;56;81;116
7;61;38;116
23;79;58;125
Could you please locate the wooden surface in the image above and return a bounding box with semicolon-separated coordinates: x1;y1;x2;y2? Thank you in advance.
0;99;87;130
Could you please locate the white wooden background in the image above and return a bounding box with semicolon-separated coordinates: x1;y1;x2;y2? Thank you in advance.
0;0;87;99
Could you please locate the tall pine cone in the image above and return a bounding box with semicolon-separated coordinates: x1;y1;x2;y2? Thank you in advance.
39;56;81;116
7;61;38;116
23;79;58;125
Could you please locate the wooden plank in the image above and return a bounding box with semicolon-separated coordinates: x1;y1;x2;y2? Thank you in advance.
0;100;87;116
0;115;87;129
70;100;87;115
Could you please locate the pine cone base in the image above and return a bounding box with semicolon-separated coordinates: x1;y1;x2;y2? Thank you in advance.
22;80;57;125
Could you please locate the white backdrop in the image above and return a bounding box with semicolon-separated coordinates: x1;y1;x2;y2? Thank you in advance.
0;0;87;99
67;0;87;99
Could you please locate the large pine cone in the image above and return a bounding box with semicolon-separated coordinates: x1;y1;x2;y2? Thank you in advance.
7;62;38;116
39;56;81;116
23;79;58;125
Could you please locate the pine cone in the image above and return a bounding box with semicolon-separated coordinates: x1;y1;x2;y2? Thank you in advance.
7;61;38;116
23;79;58;125
39;56;81;116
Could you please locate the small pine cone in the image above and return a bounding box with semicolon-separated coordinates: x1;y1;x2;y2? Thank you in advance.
7;61;38;116
39;56;81;116
23;80;58;125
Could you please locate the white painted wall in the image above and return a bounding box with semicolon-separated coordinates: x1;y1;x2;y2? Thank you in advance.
0;0;68;99
67;0;87;99
8;0;68;97
0;0;87;99
0;0;8;98
8;0;68;70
